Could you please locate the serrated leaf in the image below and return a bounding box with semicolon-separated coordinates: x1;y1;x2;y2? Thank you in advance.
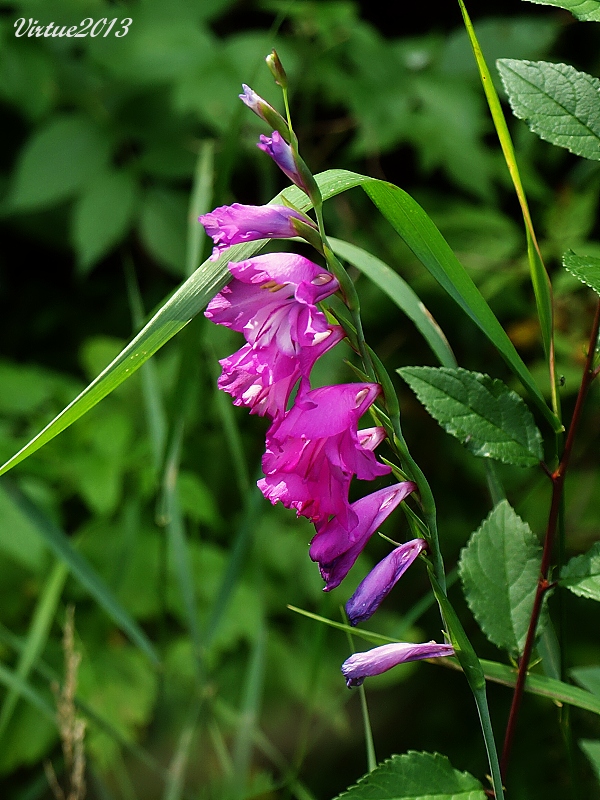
398;366;543;466
8;115;110;211
334;752;485;800
563;251;600;295
497;59;600;160
459;501;543;656
72;170;138;274
523;0;600;22
560;542;600;600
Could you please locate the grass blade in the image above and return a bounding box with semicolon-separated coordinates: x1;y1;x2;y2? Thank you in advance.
0;559;67;740
329;237;457;368
0;480;159;665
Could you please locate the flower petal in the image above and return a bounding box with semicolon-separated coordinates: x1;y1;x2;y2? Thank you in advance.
341;641;455;688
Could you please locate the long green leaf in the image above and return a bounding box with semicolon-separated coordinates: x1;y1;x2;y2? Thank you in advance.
0;560;67;740
0;481;159;665
458;0;557;412
362;178;557;432
0;169;556;477
329;237;457;368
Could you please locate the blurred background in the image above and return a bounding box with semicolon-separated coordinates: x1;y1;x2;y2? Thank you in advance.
1;0;600;798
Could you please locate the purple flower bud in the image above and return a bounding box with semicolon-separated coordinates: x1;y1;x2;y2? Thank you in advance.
341;641;455;688
257;132;320;203
345;539;427;625
239;85;290;139
309;482;416;590
199;203;315;261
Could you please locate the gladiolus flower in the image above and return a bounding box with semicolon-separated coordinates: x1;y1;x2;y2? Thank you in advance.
258;384;390;526
199;203;315;261
257;131;318;199
341;641;455;688
217;325;344;418
345;538;427;625
205;253;339;355
309;482;416;590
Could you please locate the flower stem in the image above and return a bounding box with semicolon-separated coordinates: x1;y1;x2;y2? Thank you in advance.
500;296;600;781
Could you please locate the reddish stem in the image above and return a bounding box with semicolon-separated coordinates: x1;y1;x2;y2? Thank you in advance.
500;298;600;781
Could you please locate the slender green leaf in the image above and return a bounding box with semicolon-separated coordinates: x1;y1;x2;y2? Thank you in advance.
361;179;556;430
571;665;600;696
458;0;555;403
287;606;399;647
563;251;600;295
497;59;600;161
523;0;600;22
0;560;67;741
560;542;600;600
333;752;485;800
0;481;159;665
459;501;543;656
0;662;55;723
448;658;600;716
580;740;600;785
232;624;266;795
0;169;555;479
398;367;543;466
329;238;456;368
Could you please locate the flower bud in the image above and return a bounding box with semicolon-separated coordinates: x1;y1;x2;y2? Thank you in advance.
266;50;287;89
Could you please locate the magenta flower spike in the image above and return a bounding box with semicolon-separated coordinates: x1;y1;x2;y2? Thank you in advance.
217;325;345;418
205;253;338;354
309;482;416;591
345;538;427;625
199;203;315;261
341;641;455;688
258;384;390;527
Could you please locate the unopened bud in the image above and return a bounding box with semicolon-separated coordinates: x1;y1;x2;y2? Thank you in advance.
239;84;290;141
266;50;287;89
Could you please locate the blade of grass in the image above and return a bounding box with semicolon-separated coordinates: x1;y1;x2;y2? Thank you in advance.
186;141;215;278
329;237;457;368
341;607;376;773
0;661;55;722
232;623;266;797
0;559;67;740
0;480;159;665
162;698;202;800
457;0;558;419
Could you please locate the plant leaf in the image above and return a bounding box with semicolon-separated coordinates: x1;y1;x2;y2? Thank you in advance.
580;740;600;785
459;500;543;656
7;115;110;211
522;0;600;22
560;542;600;600
563;251;600;295
0;480;159;665
72;169;138;274
328;237;457;368
362;179;556;430
398;366;543;466
497;59;600;161
333;752;485;800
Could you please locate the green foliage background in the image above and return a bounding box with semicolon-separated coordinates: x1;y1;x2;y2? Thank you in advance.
1;1;600;798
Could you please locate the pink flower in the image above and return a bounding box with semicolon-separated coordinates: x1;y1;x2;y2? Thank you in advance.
205;253;338;356
345;538;427;624
341;641;455;688
199;203;315;261
258;384;390;527
309;482;416;591
217;325;344;418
